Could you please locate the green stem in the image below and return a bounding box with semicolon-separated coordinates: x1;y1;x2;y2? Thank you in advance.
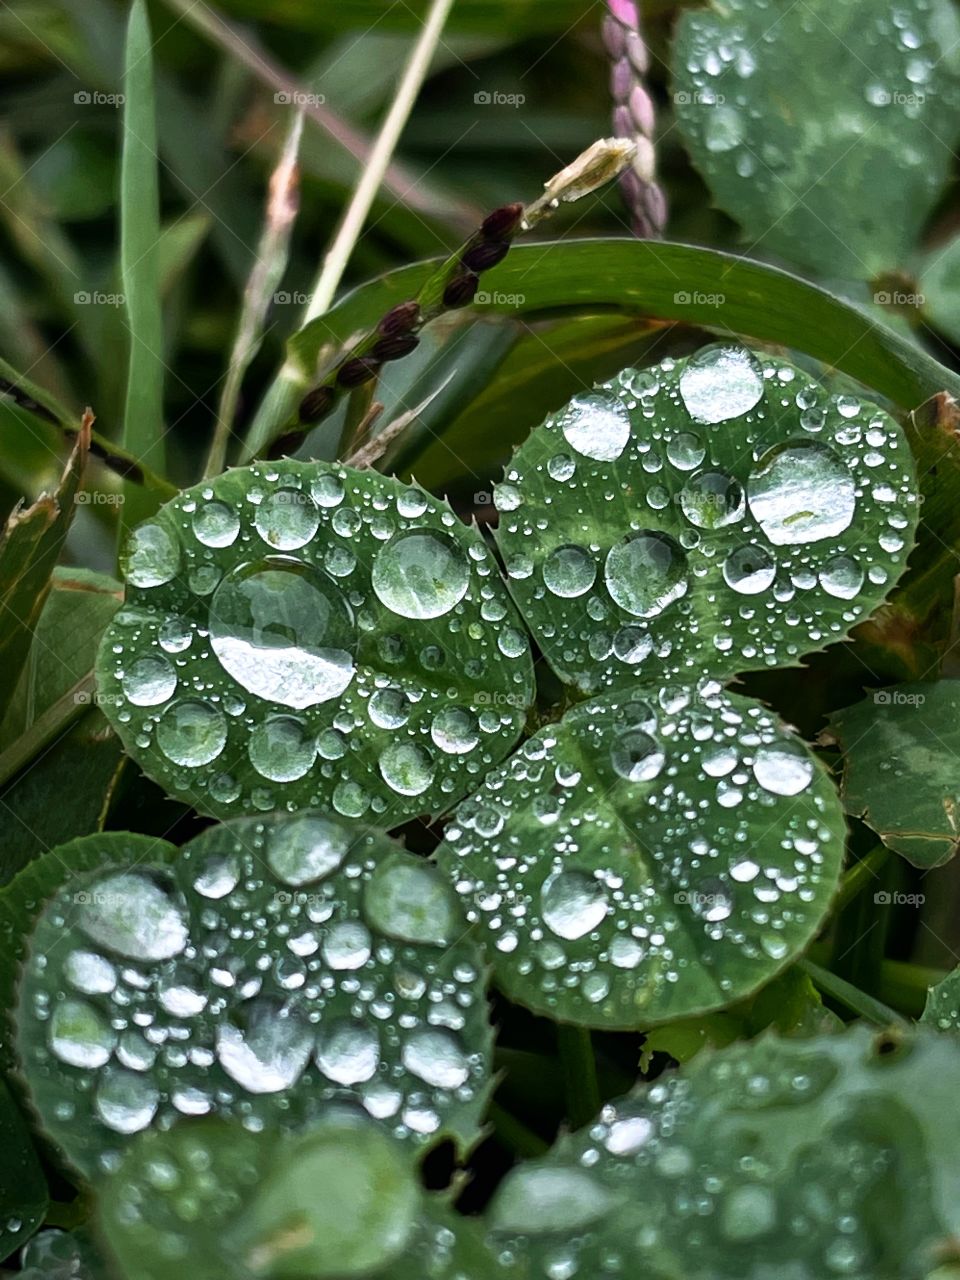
487;1102;549;1158
834;845;892;913
556;1024;601;1129
799;958;906;1027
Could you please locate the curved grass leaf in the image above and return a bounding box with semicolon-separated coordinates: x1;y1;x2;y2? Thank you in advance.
219;0;584;33
487;1026;960;1279
0;1076;47;1264
95;461;534;824
0;832;176;1073
437;681;845;1030
673;0;960;279
282;241;960;433
828;680;960;867
494;346;918;695
15;814;492;1178
99;1114;503;1280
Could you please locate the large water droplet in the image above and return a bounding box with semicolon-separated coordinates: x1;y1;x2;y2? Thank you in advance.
541;871;608;940
604;532;688;618
123;523;181;588
121;656;177;707
752;742;815;796
818;555;864;600
543;544;597;598
254;489;320;550
78;872;188;961
248;716;316;782
48;998;115;1068
379;742;435;796
156;700;228;766
209;559;355;709
610;729;665;782
316;1020;380;1085
666;431;705;471
679;345;764;424
430;707;479;756
216;999;313;1094
679;470;745;529
95;1068;159;1134
559;394;630;461
364;857;459;946
704;103;746;152
723;545;776;595
748;442;856;545
193;501;240;548
266;813;349;886
371;532;469;619
401;1028;469;1088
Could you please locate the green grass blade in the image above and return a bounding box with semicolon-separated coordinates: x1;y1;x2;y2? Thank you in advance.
119;0;165;535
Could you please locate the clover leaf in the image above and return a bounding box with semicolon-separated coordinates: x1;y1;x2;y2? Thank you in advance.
488;1026;960;1279
494;346;918;696
14;813;492;1177
95;461;534;823
437;680;845;1029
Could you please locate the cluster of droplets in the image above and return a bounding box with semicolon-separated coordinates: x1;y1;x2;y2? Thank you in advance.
98;462;533;823
672;0;955;277
494;345;918;694
16;815;491;1174
438;680;843;1027
488;1028;951;1279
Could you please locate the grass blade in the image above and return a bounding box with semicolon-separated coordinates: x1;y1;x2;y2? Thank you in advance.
119;0;165;534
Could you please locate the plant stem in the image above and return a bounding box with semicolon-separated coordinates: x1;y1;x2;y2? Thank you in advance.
834;845;892;913
487;1102;550;1158
304;0;456;327
556;1024;601;1129
799;958;906;1027
204;110;304;478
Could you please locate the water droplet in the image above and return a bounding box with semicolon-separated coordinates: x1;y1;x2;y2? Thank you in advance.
748;442;856;545
254;488;320;550
216;999;313;1093
604;532;688;618
248;716;316;782
364;857;459;946
209;559;355;709
322;921;372;970
723;545;776;594
720;1184;777;1241
316;1020;379;1084
123;523;181;588
559;394;631;461
430;707;479;755
267;813;349;886
704;104;746;153
64;950;117;995
541;871;608;939
121;656;177;707
156;700;228;766
401;1028;469;1088
49;998;115;1068
543;545;597;598
818;555;864;600
372;532;469;619
679;470;745;529
95;1068;159;1134
679;345;764;424
78;872;188;961
666;431;706;471
193;501;240;548
752;742;814;795
610;730;665;781
379;742;435;796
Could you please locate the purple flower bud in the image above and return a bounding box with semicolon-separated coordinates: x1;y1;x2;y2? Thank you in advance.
373;332;420;361
443;271;480;308
337;356;382;388
268;430;304;459
481;203;524;241
377;300;421;336
298;385;335;424
461;239;510;273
